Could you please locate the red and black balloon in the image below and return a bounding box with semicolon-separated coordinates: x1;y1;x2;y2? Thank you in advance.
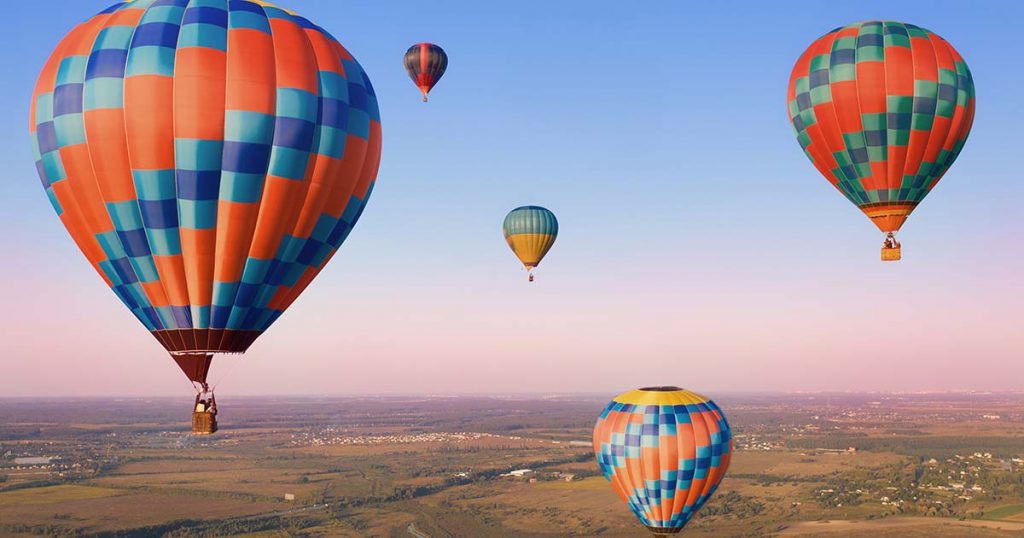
404;43;447;102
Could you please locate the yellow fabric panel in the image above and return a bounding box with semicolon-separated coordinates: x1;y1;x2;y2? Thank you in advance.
612;388;711;406
506;233;556;267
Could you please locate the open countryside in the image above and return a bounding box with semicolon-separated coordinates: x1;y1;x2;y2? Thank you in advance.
3;393;1024;537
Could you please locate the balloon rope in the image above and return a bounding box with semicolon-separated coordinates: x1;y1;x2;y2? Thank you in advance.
210;354;241;392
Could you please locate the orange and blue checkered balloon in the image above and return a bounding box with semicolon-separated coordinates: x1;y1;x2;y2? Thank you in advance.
787;21;974;234
593;387;732;535
29;1;382;363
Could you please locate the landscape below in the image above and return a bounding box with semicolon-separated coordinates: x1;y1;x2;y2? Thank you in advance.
2;393;1024;537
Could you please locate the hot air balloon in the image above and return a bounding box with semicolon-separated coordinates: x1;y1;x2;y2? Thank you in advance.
594;387;732;536
30;0;382;433
403;43;447;102
787;21;975;261
502;206;557;282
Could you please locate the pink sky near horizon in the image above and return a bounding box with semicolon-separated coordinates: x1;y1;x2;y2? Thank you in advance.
2;211;1020;397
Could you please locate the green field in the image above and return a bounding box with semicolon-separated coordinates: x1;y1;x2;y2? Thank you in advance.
0;485;121;506
983;503;1024;521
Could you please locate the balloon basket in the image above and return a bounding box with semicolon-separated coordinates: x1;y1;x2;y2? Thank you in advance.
192;411;217;435
881;246;901;261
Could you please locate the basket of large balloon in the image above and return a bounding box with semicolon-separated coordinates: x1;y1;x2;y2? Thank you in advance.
881;233;901;261
192;411;217;435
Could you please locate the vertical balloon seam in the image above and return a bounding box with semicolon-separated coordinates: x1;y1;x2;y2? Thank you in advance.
217;2;274;335
174;0;229;335
603;406;635;517
678;405;706;523
261;9;360;333
882;22;905;205
120;2;182;339
62;7;155;333
802;30;856;207
245;13;328;331
945;44;974;188
83;8;175;334
921;36;956;193
208;1;274;342
791;40;844;204
916;30;948;205
250;21;347;331
274;45;381;318
669;408;689;525
825;23;869;210
620;407;649;525
880;22;897;196
900;23;928;216
32;17;132;320
122;1;192;340
86;3;165;333
693;403;720;519
848;22;873;207
225;4;318;336
648;403;664;525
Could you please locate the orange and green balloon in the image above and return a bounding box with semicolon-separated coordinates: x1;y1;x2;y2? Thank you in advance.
787;21;975;259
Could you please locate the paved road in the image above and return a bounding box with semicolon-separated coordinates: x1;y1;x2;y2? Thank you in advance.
407;523;430;538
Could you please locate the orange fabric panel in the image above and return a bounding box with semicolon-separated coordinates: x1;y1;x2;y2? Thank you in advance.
884;46;914;96
180;228;216;306
124;76;176;169
84;108;136;202
291;154;342;238
141;280;171;308
856;61;887;114
268;19;318;93
354;121;383;199
225;29;276;114
214;201;261;282
247;176;309;259
153;255;190;306
829;81;863;133
173;47;227;140
323;135;367;217
58;144;114;234
304;30;344;75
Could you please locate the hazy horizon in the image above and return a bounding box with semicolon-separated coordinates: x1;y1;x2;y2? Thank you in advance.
2;0;1022;398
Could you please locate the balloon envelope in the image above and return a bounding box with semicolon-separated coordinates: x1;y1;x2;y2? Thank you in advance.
502;206;557;271
30;0;382;381
594;387;732;535
787;21;974;233
403;43;447;101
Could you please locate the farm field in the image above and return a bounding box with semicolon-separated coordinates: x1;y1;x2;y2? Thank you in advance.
1;393;1024;536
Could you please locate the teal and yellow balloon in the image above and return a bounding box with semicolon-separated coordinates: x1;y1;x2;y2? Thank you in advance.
502;206;557;282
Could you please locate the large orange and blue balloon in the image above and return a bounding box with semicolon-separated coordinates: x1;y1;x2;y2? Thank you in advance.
403;43;447;102
502;206;557;282
787;21;975;260
594;387;732;535
30;1;382;390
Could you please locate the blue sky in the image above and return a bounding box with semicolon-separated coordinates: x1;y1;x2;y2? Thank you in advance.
0;1;1021;396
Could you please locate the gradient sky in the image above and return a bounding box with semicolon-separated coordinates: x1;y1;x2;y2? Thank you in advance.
1;1;1021;397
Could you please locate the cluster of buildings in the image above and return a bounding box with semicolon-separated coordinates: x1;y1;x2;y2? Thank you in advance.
290;430;503;447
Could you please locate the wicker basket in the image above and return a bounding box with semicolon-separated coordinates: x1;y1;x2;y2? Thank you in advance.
881;246;902;261
192;411;218;435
